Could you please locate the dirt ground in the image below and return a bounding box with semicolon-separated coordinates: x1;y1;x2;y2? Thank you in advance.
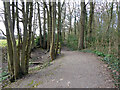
5;48;115;88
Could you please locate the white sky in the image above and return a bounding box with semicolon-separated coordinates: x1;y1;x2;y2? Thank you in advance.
0;0;120;36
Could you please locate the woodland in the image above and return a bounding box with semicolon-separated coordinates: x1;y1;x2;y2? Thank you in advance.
0;0;120;88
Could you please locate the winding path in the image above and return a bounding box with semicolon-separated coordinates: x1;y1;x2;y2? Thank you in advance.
6;50;115;88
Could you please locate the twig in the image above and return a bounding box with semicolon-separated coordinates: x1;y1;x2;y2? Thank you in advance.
0;29;6;37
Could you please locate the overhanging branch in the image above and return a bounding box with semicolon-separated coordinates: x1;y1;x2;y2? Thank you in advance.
0;29;6;37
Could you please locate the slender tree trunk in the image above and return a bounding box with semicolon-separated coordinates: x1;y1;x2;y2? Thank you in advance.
3;2;14;78
12;2;15;32
49;1;52;47
78;1;86;50
56;1;61;55
108;3;113;54
106;2;113;32
6;2;20;79
38;2;42;48
62;4;66;40
84;3;88;49
16;2;21;75
4;1;33;80
74;3;77;35
118;1;120;88
46;4;50;51
69;15;72;34
32;2;36;50
88;1;94;47
26;2;33;74
43;1;46;49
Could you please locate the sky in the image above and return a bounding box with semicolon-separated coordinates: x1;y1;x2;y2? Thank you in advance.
0;0;119;36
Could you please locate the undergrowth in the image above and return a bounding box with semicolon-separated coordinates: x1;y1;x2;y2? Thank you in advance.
66;34;78;51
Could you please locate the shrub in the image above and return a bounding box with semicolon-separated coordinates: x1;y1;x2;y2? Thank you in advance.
66;34;78;50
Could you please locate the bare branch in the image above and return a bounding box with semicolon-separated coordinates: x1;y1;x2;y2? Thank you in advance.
10;4;23;12
0;29;6;36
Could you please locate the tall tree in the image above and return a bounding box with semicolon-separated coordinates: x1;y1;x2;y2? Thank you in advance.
78;1;86;50
56;1;61;55
4;2;21;80
50;1;56;60
108;2;113;54
26;2;33;73
38;2;42;48
16;1;21;77
4;2;14;79
43;1;46;49
74;2;77;35
68;3;73;35
49;1;52;48
21;2;29;75
31;2;37;50
61;3;66;40
88;0;94;47
4;1;34;79
118;1;120;88
44;2;50;51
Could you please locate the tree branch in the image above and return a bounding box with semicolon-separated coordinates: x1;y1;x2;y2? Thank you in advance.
0;29;6;36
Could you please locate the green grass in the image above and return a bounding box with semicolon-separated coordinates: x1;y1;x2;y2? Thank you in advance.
0;39;18;47
0;39;7;47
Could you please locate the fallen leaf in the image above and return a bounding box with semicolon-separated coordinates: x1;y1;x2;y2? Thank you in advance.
52;79;55;82
60;78;63;81
67;81;71;87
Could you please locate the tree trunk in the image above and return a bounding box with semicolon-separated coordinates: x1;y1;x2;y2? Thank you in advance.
37;2;42;48
21;2;29;75
78;1;86;50
46;3;50;51
118;1;120;88
43;1;46;49
3;2;14;78
12;2;15;32
88;1;94;47
5;2;20;79
50;1;56;60
74;3;77;35
49;1;52;48
62;4;66;40
16;2;21;75
56;1;61;56
26;2;33;74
